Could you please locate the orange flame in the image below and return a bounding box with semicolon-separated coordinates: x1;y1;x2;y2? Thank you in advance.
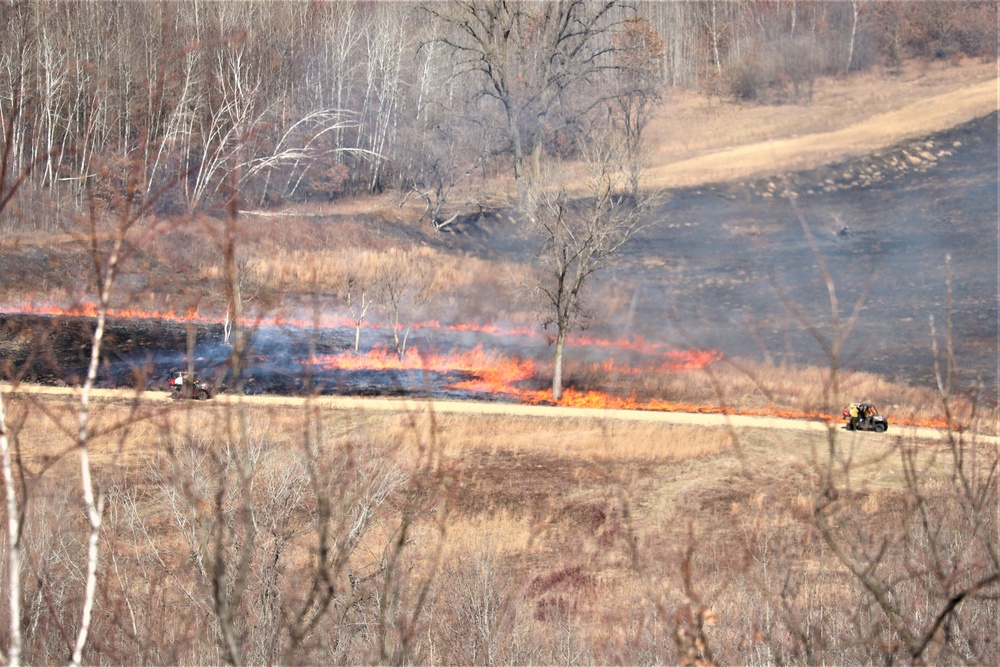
4;300;539;338
312;346;537;395
1;299;955;429
311;346;745;415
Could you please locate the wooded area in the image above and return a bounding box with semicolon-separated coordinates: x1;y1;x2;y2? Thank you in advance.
0;0;994;224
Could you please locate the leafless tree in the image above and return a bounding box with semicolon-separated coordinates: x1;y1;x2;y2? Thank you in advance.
696;0;731;78
611;15;665;195
216;250;265;348
844;0;865;74
0;40;34;666
524;124;657;400
0;395;18;667
0;0;992;210
339;267;375;353
374;250;430;360
406;151;484;232
426;0;632;190
0;25;180;660
399;22;494;231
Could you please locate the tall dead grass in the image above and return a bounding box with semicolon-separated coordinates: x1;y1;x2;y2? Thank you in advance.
3;386;995;664
434;412;732;462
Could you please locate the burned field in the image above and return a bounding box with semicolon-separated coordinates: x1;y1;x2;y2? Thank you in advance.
0;114;995;667
0;313;526;399
1;112;996;407
439;111;998;400
621;110;999;395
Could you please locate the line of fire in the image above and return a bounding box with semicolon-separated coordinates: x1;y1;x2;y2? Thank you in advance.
0;300;948;430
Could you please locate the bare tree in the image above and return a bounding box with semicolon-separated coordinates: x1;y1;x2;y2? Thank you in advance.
426;0;631;189
374;250;430;360
406;151;484;231
400;22;492;231
339;266;375;353
697;0;731;78
611;15;665;195
524;125;656;400
217;251;265;348
843;0;865;74
0;41;34;666
0;395;18;667
1;27;174;661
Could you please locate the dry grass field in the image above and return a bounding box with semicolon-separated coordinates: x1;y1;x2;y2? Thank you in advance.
3;389;994;663
1;58;997;664
640;58;997;189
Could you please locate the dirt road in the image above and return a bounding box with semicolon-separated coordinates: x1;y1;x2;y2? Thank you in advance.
7;383;991;445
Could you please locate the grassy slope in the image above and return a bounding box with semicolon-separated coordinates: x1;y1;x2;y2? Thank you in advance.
4;58;996;422
639;58;998;189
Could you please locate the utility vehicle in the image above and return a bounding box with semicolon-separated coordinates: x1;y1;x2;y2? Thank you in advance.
843;403;889;432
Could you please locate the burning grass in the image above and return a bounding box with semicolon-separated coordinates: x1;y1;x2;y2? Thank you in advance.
3;153;994;435
2;300;992;433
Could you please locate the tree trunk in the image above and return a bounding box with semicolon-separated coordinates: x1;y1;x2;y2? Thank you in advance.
710;0;723;77
845;0;860;75
552;326;567;401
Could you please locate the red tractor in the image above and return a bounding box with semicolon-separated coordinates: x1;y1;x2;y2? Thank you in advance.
169;371;214;400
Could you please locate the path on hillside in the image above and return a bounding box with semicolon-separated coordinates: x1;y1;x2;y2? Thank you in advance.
5;383;993;444
643;78;997;189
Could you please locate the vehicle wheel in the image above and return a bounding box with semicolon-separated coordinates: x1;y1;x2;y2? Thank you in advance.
845;421;854;431
874;422;886;433
196;390;209;401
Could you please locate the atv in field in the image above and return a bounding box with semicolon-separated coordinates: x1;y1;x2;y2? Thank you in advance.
169;371;214;400
843;402;889;432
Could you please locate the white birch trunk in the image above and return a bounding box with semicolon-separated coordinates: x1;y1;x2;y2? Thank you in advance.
0;393;20;667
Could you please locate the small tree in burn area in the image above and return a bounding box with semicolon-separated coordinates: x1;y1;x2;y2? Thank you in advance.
340;268;375;353
374;250;431;360
524;126;657;401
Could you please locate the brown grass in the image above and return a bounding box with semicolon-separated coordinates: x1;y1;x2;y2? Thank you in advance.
4;388;995;664
12;59;994;307
638;58;998;189
559;355;996;433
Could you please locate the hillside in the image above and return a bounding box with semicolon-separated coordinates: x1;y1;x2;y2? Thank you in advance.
432;60;998;399
640;58;997;189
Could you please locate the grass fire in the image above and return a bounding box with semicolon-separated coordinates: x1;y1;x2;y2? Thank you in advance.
0;10;996;666
0;303;960;431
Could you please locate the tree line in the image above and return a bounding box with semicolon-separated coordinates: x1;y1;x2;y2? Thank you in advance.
0;0;994;222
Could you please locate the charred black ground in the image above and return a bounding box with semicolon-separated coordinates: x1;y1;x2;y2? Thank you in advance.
444;111;999;399
634;111;998;397
0;313;528;399
1;112;997;403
